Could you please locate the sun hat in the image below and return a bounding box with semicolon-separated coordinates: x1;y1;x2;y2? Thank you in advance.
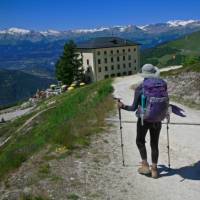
140;64;160;78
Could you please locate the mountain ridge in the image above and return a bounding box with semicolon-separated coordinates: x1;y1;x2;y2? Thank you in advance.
1;19;199;35
141;30;200;67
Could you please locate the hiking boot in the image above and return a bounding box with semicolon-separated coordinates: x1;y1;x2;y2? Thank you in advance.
151;166;159;178
138;161;151;175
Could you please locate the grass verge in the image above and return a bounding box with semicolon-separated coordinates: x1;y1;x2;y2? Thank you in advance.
0;79;114;180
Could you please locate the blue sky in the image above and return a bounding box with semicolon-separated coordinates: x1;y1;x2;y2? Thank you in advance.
0;0;200;30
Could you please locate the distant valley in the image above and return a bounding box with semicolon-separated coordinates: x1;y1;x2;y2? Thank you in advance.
0;69;54;106
1;19;200;77
1;19;200;106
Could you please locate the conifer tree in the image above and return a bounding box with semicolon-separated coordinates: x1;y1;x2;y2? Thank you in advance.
55;40;83;84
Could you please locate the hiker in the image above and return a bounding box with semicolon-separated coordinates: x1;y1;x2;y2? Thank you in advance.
118;64;169;178
1;117;5;123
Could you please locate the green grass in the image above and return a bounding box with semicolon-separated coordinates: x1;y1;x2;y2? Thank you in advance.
141;30;200;67
0;79;114;180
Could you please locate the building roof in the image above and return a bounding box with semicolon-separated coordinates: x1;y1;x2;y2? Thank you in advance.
76;37;140;49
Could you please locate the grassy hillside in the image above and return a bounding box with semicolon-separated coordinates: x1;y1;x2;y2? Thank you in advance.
141;31;200;67
0;79;114;180
0;69;55;106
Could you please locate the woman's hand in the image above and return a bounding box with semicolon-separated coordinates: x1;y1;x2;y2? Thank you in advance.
117;101;124;109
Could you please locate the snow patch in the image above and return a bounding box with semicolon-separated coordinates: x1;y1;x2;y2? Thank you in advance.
112;25;133;32
40;29;61;36
72;27;110;33
137;25;149;31
167;20;198;27
6;28;30;35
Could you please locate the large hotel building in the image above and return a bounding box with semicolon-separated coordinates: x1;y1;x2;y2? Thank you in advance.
77;37;140;82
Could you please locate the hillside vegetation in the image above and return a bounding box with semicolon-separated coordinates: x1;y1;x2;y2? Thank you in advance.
0;79;114;180
0;69;55;106
141;31;200;67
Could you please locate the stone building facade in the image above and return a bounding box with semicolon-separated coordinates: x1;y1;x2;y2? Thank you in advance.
77;37;140;82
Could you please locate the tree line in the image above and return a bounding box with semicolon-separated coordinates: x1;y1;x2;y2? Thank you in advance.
55;40;84;85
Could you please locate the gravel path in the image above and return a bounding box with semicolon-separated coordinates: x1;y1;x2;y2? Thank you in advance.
1;66;200;200
0;107;33;121
109;71;200;200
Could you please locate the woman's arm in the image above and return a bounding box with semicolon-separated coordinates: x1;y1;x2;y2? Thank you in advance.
118;84;142;112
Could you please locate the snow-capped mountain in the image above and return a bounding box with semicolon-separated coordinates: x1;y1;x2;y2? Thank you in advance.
40;29;61;36
72;27;110;33
167;19;198;27
0;27;31;35
1;19;200;79
1;19;200;41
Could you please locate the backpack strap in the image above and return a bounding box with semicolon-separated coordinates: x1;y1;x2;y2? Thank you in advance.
140;81;145;126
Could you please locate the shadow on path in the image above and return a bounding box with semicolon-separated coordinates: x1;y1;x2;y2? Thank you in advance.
158;160;200;181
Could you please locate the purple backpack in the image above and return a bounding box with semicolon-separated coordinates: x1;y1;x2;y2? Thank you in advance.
140;77;169;122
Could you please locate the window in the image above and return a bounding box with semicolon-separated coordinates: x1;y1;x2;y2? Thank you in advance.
134;48;136;52
111;74;115;77
117;49;119;53
104;58;107;63
111;65;114;70
123;56;125;61
134;67;137;71
104;75;109;79
117;73;121;77
128;48;131;52
87;59;89;65
129;63;131;68
123;72;127;76
117;57;120;62
128;71;132;75
111;50;113;54
135;59;137;63
111;57;114;62
97;51;101;55
123;64;126;68
98;59;101;64
128;55;131;60
105;66;108;71
123;49;125;53
98;67;101;73
104;51;107;55
117;64;120;69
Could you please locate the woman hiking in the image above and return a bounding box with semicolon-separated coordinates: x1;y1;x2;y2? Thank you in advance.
118;64;169;178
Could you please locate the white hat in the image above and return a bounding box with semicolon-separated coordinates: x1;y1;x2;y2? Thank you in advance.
140;64;160;78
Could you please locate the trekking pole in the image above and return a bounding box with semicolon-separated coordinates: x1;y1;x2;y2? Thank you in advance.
115;98;125;166
166;121;171;169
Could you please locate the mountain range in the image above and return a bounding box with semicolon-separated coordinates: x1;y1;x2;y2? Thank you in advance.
1;19;200;106
1;19;200;77
1;19;200;42
141;30;200;67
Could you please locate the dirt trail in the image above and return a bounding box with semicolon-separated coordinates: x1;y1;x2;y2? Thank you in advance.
1;67;200;200
110;72;200;200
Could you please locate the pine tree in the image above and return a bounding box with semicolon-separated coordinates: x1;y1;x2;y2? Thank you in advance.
55;40;83;85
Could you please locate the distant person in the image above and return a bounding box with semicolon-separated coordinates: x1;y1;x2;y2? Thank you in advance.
1;117;6;123
118;64;169;178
